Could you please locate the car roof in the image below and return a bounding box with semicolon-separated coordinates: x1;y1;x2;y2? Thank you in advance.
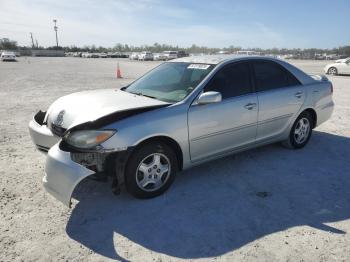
171;54;316;85
171;54;280;65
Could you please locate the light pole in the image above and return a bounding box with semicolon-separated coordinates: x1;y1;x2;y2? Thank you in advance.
53;19;59;48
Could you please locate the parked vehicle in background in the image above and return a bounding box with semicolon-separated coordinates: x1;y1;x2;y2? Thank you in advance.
315;54;326;60
216;51;230;55
29;55;334;207
325;54;340;60
138;51;154;61
98;53;108;58
120;52;129;58
177;50;189;58
162;51;178;60
1;51;16;61
153;53;167;61
130;52;139;60
110;52;121;58
235;50;260;56
324;57;350;75
81;52;92;58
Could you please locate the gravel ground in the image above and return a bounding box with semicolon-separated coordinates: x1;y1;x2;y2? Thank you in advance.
0;57;349;262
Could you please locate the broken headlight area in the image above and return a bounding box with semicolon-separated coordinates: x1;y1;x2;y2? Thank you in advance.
59;139;133;192
34;110;46;125
58;140;112;180
71;152;108;172
50;124;67;137
63;130;116;150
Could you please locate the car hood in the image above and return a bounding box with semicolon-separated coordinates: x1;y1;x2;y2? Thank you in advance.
46;89;169;131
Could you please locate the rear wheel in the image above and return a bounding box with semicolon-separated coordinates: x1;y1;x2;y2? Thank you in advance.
328;67;338;75
283;111;313;149
125;142;178;198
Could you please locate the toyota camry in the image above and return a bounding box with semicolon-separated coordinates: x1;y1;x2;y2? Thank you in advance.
29;55;334;207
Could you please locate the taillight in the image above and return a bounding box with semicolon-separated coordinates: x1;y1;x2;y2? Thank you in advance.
330;83;333;93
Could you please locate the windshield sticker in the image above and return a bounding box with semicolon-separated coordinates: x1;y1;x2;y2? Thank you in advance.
187;64;210;70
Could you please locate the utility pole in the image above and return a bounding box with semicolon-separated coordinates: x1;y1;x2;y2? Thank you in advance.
30;32;35;48
53;19;59;48
35;39;39;48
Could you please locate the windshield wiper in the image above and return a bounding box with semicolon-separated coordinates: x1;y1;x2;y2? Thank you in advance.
129;91;158;100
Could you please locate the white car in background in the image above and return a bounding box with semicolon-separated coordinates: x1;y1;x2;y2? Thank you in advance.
98;53;108;58
130;52;140;60
324;57;350;75
81;52;92;58
138;51;153;61
1;51;16;61
162;51;178;60
153;53;167;61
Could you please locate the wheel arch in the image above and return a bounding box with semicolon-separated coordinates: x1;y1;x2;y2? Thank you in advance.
302;108;317;128
328;66;338;75
131;135;184;171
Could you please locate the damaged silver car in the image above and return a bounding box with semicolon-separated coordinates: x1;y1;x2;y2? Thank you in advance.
29;55;334;207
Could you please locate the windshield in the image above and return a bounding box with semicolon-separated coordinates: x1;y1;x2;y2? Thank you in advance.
125;62;214;102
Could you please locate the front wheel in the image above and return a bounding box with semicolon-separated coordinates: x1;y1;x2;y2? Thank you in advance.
125;142;178;198
283;111;313;149
328;67;338;75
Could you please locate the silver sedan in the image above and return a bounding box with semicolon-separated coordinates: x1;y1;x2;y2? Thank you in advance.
29;55;334;207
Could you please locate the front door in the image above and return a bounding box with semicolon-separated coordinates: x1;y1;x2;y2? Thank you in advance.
188;62;258;162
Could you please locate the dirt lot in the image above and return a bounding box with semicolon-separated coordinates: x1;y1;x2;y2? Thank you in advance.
0;57;349;262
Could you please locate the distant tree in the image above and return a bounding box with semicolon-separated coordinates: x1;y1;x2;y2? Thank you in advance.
0;38;18;50
2;36;349;57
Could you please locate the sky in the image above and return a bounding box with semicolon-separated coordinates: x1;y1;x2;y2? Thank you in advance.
0;0;349;49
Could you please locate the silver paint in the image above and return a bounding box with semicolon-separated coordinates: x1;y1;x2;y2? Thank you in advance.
28;55;335;206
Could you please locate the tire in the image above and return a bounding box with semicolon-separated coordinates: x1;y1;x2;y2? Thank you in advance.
282;111;313;149
125;142;178;198
328;67;338;75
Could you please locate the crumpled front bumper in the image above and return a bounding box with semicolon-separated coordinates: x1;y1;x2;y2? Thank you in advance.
43;143;95;207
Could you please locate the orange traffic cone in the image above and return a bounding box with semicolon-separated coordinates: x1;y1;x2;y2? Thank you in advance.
116;62;122;79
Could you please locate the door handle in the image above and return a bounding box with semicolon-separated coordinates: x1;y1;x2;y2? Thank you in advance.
295;91;303;98
244;103;257;110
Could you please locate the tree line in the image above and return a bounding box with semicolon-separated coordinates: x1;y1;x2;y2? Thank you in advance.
1;38;350;56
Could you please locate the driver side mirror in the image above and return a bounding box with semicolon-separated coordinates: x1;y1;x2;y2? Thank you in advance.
197;91;222;105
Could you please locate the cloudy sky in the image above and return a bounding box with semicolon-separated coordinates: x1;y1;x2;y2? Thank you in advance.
0;0;349;48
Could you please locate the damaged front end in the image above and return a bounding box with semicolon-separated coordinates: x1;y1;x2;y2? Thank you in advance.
39;103;168;207
44;144;95;207
28;110;60;152
44;141;132;207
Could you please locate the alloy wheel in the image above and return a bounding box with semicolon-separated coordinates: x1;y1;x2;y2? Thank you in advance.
136;153;171;192
294;117;310;144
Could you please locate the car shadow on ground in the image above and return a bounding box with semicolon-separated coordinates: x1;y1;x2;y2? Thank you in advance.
66;131;350;260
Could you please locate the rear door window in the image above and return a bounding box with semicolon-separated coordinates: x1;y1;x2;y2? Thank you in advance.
253;61;300;92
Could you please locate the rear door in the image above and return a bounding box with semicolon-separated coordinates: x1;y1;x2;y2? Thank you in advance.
252;60;305;142
188;62;258;162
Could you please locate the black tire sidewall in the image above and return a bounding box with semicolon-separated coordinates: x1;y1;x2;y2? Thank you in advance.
328;67;338;75
125;142;178;198
289;112;313;149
